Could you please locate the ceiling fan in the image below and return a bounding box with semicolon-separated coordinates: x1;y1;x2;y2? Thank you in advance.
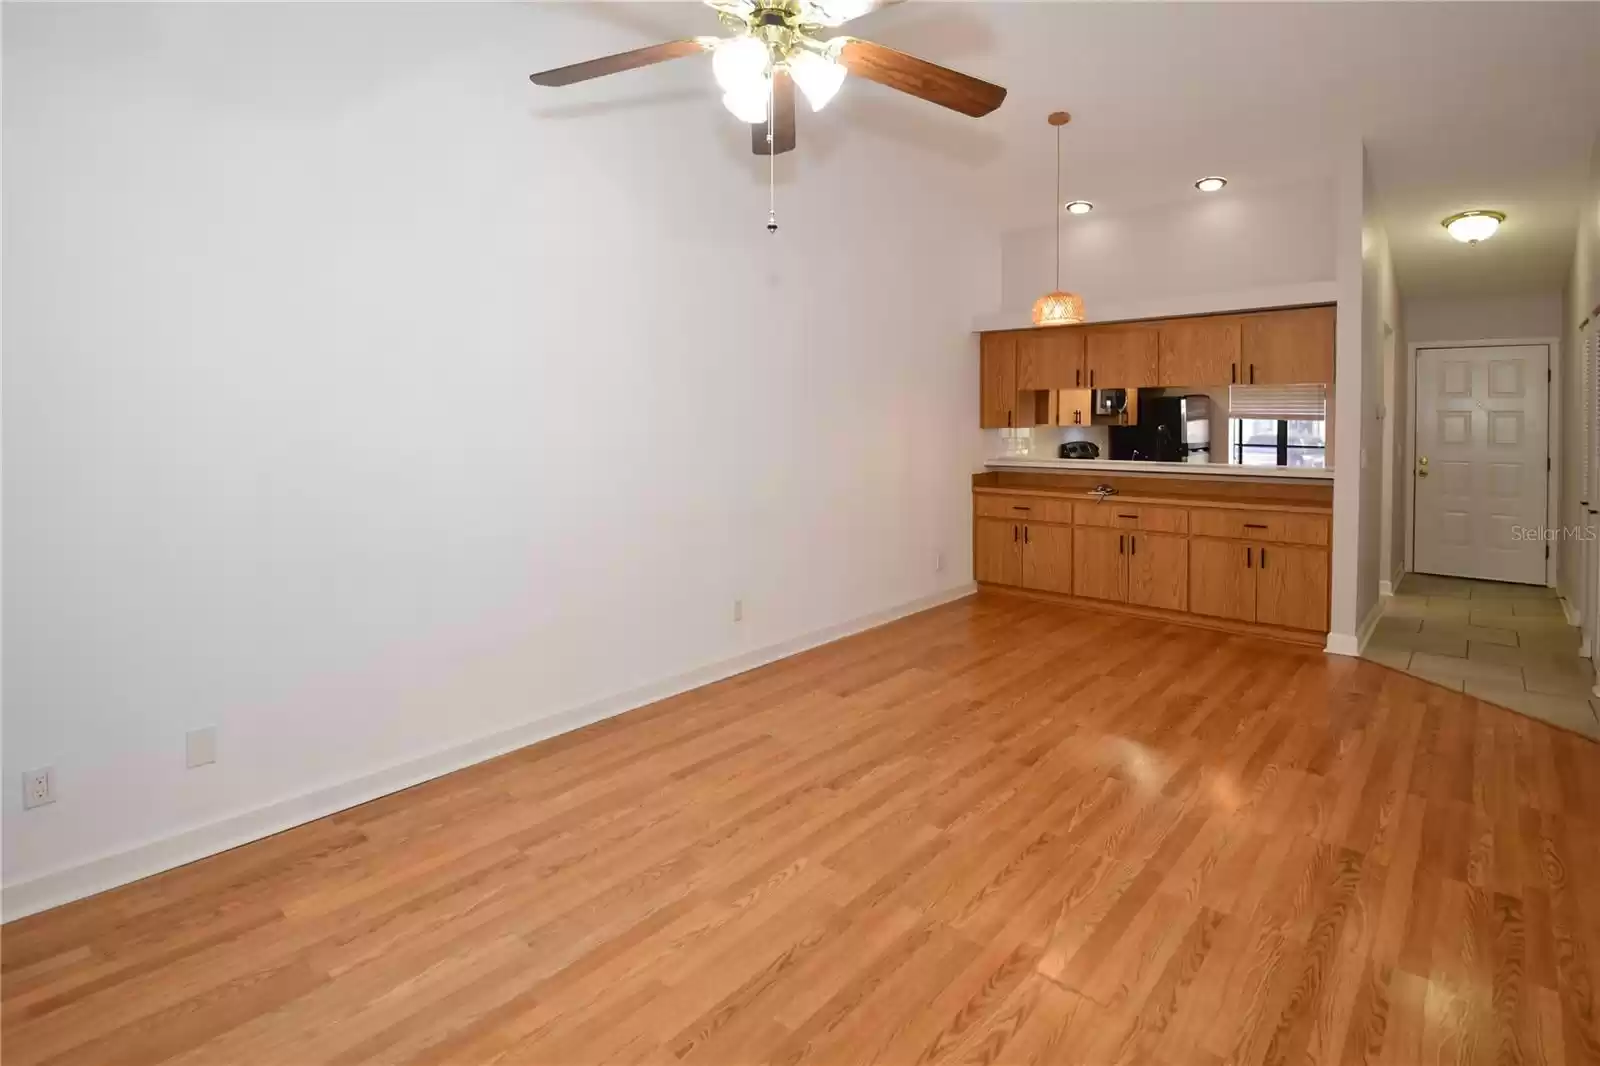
528;0;1007;157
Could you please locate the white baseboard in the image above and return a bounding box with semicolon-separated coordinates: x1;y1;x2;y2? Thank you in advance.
1377;580;1394;597
1378;566;1406;599
2;583;977;922
1326;596;1386;658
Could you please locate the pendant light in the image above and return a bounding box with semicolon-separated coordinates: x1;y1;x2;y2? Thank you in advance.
1032;111;1086;327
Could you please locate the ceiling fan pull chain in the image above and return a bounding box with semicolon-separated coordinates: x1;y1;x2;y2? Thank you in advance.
766;74;778;234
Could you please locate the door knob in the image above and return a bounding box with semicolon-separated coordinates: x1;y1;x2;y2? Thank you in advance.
1418;455;1429;477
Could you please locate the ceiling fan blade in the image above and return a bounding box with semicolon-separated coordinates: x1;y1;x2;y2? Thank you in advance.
529;39;711;87
834;38;1006;117
752;69;796;155
802;0;905;28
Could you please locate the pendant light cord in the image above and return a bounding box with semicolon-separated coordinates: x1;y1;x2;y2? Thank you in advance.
1054;124;1061;290
766;74;777;234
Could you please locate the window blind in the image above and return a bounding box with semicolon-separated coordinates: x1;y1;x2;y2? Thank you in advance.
1228;384;1327;420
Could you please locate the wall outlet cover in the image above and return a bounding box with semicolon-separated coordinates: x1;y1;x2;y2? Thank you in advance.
186;727;218;768
23;767;55;809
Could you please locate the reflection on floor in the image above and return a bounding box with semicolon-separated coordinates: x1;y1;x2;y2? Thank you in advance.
1363;572;1600;738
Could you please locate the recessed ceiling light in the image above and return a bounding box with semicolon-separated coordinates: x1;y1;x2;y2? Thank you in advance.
1195;176;1227;193
1442;210;1505;244
1064;200;1094;215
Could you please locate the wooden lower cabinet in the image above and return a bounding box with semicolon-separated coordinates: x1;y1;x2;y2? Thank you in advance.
1255;543;1330;630
1127;532;1188;612
1189;538;1256;622
1072;527;1126;603
975;517;1022;586
1020;523;1073;595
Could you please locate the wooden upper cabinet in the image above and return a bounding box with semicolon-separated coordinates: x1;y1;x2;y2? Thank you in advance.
1084;328;1159;389
980;333;1019;429
1159;316;1242;387
1242;306;1335;385
974;517;1022;586
1126;532;1188;612
1254;544;1329;630
1189;537;1256;622
1017;330;1085;390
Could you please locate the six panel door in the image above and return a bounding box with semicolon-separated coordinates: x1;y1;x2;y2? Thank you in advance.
1126;532;1189;612
974;518;1022;586
1072;527;1127;603
1158;316;1241;386
1021;523;1073;595
979;334;1018;429
1189;538;1256;622
1413;345;1549;585
1254;544;1329;631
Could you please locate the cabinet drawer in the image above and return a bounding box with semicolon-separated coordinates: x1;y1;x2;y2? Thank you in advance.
1188;508;1329;546
975;495;1073;523
1073;502;1188;533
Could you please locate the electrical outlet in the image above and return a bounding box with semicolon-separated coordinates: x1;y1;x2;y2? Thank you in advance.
22;767;55;810
733;599;744;623
186;726;217;768
934;551;945;572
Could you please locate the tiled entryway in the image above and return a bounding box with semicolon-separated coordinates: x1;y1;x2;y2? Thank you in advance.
1363;573;1600;738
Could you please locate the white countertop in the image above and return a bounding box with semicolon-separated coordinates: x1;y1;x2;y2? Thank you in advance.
984;457;1335;482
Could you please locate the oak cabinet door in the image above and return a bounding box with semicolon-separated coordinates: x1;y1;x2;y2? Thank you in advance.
1241;306;1335;386
975;518;1022;586
1084;328;1159;389
1158;316;1242;387
1072;527;1126;603
980;334;1018;429
1021;523;1073;596
1255;544;1330;631
1126;532;1188;612
1056;388;1093;428
1189;538;1256;622
1018;330;1085;391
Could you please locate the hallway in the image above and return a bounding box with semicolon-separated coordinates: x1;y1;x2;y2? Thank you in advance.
1362;573;1600;738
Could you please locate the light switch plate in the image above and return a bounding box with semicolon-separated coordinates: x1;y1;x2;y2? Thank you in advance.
186;726;217;768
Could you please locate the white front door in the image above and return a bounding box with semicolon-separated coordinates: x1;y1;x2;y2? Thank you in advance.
1413;344;1549;585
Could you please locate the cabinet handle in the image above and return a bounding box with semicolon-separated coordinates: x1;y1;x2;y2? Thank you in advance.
1076;369;1081;387
1090;369;1096;387
1130;535;1136;556
1231;363;1237;384
1246;547;1253;568
1012;505;1031;511
1013;525;1019;543
1119;534;1125;555
1243;523;1268;530
1249;363;1256;384
1007;410;1013;427
1024;525;1030;544
1117;513;1138;519
1260;548;1267;569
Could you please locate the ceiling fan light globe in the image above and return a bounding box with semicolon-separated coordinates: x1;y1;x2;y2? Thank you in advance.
787;50;846;111
713;35;771;93
722;82;770;124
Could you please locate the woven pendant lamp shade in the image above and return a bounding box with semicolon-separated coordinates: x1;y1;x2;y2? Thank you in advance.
1034;111;1085;328
1032;290;1085;326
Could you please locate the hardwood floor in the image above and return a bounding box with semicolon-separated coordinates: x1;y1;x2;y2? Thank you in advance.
5;592;1599;1065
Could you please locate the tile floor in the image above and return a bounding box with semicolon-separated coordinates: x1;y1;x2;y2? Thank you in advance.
1362;573;1600;738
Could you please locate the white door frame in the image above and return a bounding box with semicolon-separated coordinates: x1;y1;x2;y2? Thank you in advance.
1404;336;1561;587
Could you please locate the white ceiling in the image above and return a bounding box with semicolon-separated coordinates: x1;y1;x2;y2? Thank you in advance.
544;2;1600;297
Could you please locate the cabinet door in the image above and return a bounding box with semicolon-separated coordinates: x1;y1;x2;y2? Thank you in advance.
1021;523;1073;595
1018;330;1085;390
1072;527;1126;603
980;334;1018;429
1189;538;1256;622
1242;306;1335;385
1084;328;1159;388
975;518;1022;586
1255;544;1330;631
1056;388;1093;427
1126;532;1188;612
1159;316;1242;387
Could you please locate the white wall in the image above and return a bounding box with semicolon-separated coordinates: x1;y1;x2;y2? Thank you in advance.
1405;292;1563;344
1559;132;1600;607
1;3;995;913
996;177;1337;320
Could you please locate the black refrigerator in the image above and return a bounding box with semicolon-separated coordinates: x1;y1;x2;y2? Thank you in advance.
1109;395;1211;462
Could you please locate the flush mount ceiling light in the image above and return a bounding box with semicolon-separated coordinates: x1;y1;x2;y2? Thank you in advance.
1195;176;1227;193
1442;210;1505;245
1033;112;1087;327
1064;200;1094;215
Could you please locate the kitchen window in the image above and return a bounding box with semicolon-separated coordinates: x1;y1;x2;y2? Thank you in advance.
1228;385;1327;468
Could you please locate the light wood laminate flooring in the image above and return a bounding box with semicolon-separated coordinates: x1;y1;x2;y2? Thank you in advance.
4;592;1599;1065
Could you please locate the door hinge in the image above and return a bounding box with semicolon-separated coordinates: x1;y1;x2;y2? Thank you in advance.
1548;368;1552;382
1548;457;1552;472
1546;544;1550;559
